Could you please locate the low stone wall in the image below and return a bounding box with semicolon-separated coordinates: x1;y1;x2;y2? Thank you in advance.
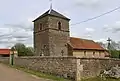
0;57;9;64
79;58;120;78
14;57;77;80
0;57;77;80
1;57;120;81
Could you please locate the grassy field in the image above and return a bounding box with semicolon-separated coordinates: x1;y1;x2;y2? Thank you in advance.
81;77;120;81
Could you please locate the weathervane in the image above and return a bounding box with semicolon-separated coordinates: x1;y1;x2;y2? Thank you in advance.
49;0;52;14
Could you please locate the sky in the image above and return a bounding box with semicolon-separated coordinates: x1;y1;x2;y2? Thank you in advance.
0;0;120;48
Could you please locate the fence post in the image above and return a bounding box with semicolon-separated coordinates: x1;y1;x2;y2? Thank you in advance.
10;52;14;65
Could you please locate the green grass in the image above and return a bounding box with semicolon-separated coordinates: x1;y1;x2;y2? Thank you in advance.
9;65;71;81
81;77;120;81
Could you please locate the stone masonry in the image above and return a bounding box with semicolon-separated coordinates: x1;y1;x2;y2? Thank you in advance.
0;57;77;80
33;9;70;56
1;57;120;81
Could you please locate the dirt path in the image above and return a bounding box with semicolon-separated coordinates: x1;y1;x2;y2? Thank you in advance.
0;63;52;81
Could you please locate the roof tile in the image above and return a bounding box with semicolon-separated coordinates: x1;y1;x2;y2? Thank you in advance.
0;49;10;55
70;37;106;50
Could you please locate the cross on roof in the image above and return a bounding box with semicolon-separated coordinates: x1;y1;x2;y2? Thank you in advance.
107;38;111;42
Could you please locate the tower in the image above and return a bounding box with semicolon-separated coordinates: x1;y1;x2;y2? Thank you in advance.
33;8;70;56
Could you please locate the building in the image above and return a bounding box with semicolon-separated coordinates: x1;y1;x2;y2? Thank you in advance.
0;49;10;57
33;8;70;56
68;37;109;58
33;8;109;58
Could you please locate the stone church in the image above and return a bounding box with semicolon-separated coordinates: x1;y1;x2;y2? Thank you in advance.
33;8;109;58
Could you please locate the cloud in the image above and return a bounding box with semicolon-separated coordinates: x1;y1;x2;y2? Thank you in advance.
11;29;31;39
94;38;107;43
5;23;33;31
104;21;120;33
81;27;95;39
70;32;80;37
85;27;95;32
74;0;102;8
0;21;33;48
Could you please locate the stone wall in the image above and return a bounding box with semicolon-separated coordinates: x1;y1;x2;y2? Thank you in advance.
48;16;70;56
79;58;120;79
34;15;70;57
0;57;9;64
0;57;77;80
1;57;120;81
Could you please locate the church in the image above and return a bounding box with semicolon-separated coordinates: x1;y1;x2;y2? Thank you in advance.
33;8;109;58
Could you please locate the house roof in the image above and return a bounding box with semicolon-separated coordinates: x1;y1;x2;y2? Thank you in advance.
0;49;10;55
33;9;70;22
70;37;106;51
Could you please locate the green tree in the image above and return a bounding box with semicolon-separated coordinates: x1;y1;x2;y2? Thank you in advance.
25;47;34;56
110;50;120;58
11;43;34;56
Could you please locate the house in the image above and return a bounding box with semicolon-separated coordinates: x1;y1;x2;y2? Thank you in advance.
0;49;10;57
33;7;110;58
68;37;109;58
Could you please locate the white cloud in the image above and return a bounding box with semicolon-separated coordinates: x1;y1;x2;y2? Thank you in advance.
85;28;95;32
0;21;33;48
104;21;120;33
70;32;80;37
94;38;107;43
83;34;92;39
74;0;102;8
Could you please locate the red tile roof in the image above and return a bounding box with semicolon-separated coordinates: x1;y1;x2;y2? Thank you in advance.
0;49;10;55
70;37;106;50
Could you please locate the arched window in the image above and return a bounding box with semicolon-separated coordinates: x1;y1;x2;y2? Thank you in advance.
93;52;95;57
84;51;86;56
58;21;62;30
39;23;42;30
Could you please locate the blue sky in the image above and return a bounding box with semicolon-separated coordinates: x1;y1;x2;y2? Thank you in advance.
0;0;120;48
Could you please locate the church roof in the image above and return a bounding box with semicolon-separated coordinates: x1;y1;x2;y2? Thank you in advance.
33;9;70;22
70;37;106;51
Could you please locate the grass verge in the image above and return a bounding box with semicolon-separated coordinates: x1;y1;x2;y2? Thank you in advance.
8;64;71;81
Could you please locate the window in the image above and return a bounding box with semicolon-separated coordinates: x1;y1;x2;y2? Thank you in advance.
61;50;64;56
84;51;86;56
93;52;95;57
58;21;62;30
99;52;101;56
44;45;47;49
39;23;42;30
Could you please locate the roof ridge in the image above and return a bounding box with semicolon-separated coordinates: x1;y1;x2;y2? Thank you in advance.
33;9;70;22
70;37;93;41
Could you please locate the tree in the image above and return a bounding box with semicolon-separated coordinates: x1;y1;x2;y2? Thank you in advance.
11;43;34;56
25;47;34;56
97;41;120;59
110;50;120;58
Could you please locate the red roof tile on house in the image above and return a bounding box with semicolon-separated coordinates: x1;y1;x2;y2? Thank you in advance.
0;49;10;55
70;37;105;50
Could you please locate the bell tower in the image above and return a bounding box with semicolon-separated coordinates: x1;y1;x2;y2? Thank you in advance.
33;8;70;56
